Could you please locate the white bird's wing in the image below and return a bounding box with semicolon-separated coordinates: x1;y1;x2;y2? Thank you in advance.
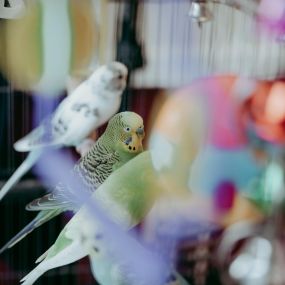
13;114;67;152
14;98;116;152
13;82;97;152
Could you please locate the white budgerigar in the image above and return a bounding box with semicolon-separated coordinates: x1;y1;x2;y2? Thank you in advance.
0;61;128;201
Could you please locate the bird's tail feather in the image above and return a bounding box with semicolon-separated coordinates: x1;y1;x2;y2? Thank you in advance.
21;241;87;285
20;263;47;285
0;149;43;201
35;248;50;264
0;209;62;254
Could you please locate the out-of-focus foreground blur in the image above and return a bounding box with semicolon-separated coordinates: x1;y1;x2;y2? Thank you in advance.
1;1;285;285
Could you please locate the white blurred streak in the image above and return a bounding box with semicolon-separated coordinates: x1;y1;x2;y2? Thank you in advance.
149;133;174;172
33;0;71;96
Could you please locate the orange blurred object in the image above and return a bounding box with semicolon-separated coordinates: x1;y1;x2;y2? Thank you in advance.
242;80;285;143
152;76;285;153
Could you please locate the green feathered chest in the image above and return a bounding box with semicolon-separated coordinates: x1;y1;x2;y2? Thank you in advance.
103;151;159;226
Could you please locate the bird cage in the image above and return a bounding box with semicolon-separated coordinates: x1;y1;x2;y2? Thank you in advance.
0;1;285;285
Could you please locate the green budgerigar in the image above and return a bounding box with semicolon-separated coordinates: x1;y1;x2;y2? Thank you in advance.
19;150;163;285
0;111;145;254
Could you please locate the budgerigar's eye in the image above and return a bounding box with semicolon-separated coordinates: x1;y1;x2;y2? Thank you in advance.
124;127;131;132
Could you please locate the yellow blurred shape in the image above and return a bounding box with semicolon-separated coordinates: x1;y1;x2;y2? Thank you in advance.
0;0;98;93
0;1;42;89
69;0;98;76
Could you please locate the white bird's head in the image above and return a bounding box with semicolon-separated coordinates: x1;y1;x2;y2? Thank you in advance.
89;62;128;96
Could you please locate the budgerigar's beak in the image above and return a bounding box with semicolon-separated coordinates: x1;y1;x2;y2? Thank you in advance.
124;133;143;153
112;76;126;91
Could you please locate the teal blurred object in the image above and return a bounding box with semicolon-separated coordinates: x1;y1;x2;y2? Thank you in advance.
189;144;265;196
245;157;285;214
